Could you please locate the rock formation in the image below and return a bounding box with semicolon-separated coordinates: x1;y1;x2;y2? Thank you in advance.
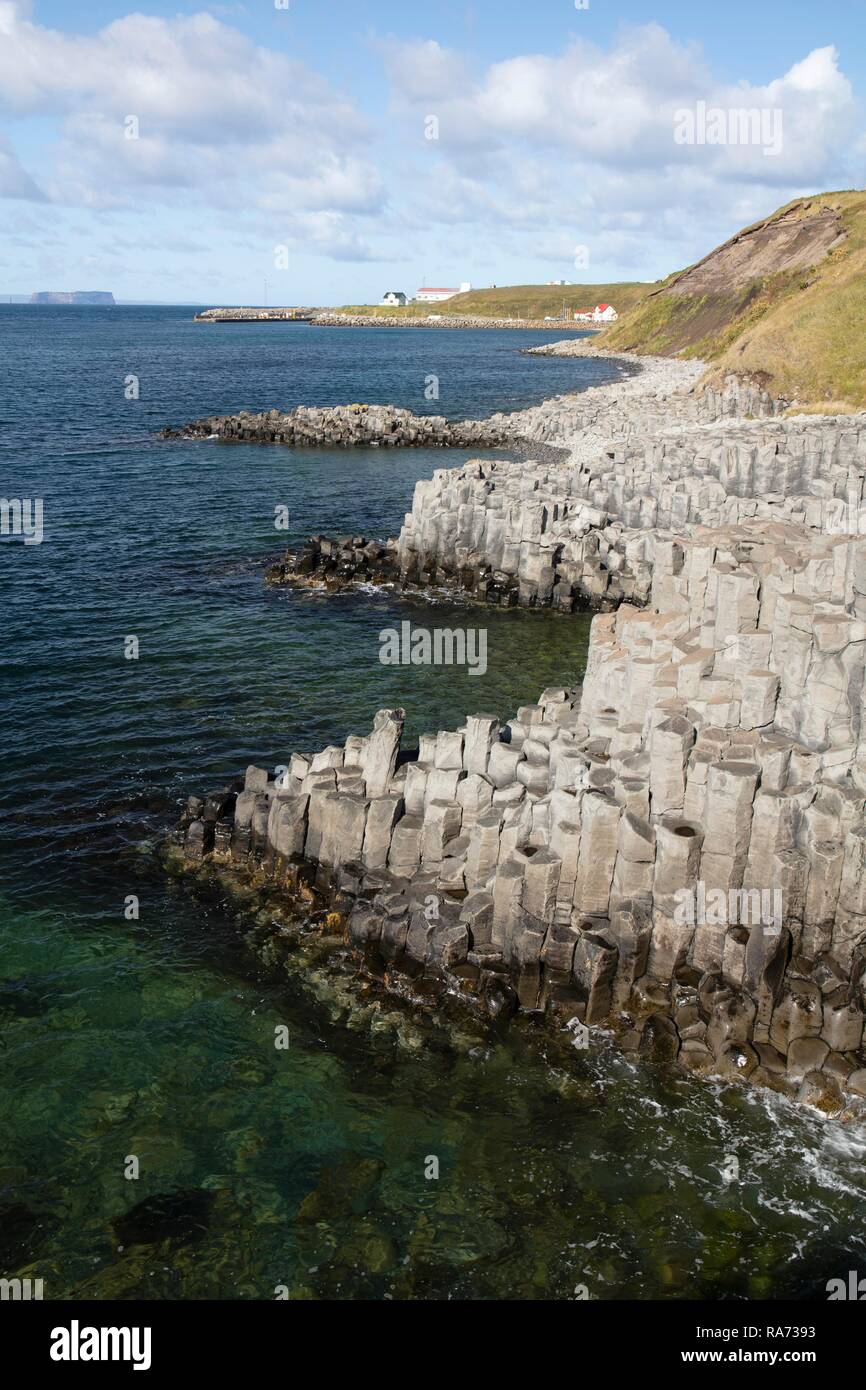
192;307;594;329
310;312;591;331
171;350;866;1113
160;402;514;449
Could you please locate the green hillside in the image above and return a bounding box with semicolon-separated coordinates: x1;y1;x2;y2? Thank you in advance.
334;281;651;322
334;192;866;407
603;190;866;409
441;281;652;319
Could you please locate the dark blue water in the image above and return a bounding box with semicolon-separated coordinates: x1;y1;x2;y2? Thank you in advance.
1;307;864;1302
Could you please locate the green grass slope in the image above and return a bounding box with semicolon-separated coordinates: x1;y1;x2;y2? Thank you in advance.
334;282;651;321
441;282;652;319
604;191;866;409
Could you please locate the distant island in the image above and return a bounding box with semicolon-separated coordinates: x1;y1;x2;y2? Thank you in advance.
30;290;115;305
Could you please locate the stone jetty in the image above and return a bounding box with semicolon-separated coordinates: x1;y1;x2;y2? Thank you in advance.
311;312;592;331
195;307;314;322
160;403;514;449
192;307;595;330
172;349;866;1112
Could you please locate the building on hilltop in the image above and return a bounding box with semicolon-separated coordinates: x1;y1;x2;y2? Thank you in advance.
379;291;408;306
416;282;471;303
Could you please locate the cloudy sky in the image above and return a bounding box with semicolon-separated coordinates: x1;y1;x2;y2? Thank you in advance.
0;0;863;303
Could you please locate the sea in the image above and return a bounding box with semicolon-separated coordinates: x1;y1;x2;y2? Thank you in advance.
1;306;864;1300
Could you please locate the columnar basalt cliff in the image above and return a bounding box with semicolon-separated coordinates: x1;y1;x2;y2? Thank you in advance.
171;353;866;1112
393;414;866;609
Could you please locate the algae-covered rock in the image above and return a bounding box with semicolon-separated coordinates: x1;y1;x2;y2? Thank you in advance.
297;1156;385;1223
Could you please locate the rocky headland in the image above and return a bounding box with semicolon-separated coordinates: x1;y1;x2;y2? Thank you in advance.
167;346;866;1115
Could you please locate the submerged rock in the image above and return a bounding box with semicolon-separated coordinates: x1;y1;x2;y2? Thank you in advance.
113;1189;214;1247
0;1203;50;1266
297;1157;385;1223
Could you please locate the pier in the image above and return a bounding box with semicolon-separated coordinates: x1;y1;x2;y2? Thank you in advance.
194;307;315;323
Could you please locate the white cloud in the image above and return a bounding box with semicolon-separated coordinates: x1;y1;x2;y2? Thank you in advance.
379;25;863;278
1;9;862;289
0;133;46;200
384;27;856;174
0;4;385;249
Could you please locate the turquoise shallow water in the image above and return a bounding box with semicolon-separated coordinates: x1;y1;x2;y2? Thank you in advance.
1;307;865;1300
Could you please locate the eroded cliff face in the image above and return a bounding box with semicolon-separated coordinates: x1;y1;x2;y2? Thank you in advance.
666;204;847;296
602;191;866;409
172;360;866;1113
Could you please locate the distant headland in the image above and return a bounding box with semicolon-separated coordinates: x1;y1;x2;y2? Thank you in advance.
30;290;115;305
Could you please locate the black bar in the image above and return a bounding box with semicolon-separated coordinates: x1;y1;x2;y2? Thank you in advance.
2;1295;858;1374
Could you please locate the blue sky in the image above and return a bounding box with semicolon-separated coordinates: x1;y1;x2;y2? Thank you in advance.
1;0;863;303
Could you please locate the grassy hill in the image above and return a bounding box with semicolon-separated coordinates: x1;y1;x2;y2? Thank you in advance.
603;190;866;409
333;192;866;407
441;281;652;319
334;281;652;321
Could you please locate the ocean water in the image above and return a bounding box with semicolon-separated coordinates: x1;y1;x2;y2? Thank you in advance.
1;306;864;1301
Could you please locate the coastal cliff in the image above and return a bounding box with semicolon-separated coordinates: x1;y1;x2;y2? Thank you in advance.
30;290;115;305
169;351;866;1113
603;190;866;411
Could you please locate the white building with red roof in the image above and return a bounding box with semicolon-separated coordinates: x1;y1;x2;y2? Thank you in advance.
416;282;471;303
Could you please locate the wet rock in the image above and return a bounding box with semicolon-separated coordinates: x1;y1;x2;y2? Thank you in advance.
845;1068;866;1098
639;1012;680;1062
797;1070;844;1115
113;1189;214;1247
0;1203;50;1266
786;1037;830;1083
480;972;518;1020
297;1157;385;1223
715;1040;759;1078
678;1039;715;1074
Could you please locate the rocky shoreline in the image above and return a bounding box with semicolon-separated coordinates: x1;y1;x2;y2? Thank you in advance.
311;312;594;331
158;351;705;455
160;403;515;450
194;306;597;331
167;348;866;1115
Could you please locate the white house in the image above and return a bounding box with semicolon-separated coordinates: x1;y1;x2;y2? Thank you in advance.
416;281;471;303
380;291;407;306
592;303;618;322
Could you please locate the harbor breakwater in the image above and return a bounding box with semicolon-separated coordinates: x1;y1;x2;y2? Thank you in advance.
166;349;866;1113
311;313;593;331
194;306;595;330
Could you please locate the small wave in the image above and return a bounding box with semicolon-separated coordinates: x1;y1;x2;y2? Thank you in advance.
353;581;390;596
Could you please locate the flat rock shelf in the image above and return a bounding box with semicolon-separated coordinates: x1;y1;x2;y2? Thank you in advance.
160;403;515;449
